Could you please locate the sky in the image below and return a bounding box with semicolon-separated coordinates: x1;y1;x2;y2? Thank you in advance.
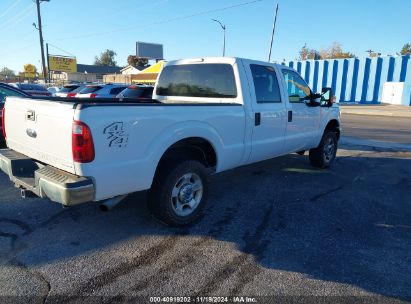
0;0;409;73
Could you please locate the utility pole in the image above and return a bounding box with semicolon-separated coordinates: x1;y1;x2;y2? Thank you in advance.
212;19;226;57
35;0;49;83
268;3;279;62
46;43;50;83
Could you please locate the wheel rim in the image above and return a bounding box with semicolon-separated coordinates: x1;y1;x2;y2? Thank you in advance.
323;136;336;163
171;172;203;217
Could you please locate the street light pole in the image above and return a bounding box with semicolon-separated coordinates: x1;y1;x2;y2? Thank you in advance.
212;19;226;57
35;0;49;83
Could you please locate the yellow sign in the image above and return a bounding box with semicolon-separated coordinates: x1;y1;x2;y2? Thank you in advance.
24;64;36;74
49;56;77;73
24;73;36;78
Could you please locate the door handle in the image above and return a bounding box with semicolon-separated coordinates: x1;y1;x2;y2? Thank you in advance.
255;113;261;126
288;110;292;122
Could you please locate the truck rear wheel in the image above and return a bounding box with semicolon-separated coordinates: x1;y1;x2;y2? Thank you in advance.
309;131;338;168
148;160;209;226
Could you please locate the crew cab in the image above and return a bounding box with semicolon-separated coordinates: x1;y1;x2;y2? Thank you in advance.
0;57;340;226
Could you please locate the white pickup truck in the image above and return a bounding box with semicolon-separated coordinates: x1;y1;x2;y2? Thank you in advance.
0;57;340;226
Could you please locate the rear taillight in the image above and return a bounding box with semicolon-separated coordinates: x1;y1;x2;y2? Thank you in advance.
1;107;5;139
67;93;76;98
72;121;95;163
89;93;97;98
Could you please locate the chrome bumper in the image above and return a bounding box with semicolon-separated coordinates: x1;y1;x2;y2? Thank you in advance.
0;149;94;206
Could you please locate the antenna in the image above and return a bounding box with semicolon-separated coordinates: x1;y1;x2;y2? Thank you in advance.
268;3;279;62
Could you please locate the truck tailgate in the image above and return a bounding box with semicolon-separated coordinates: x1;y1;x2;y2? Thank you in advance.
4;97;76;173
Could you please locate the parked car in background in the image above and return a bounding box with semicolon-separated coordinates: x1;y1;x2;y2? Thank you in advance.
0;83;30;143
66;84;89;98
47;86;60;96
76;84;128;99
55;84;82;97
116;85;154;101
10;83;51;97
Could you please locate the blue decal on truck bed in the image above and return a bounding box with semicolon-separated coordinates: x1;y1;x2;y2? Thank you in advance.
103;122;129;148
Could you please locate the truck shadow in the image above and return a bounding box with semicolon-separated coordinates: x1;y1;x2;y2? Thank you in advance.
0;148;410;300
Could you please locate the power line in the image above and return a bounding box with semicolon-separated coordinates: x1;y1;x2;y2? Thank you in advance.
0;0;22;19
54;0;265;41
46;42;76;57
0;3;35;31
0;43;37;58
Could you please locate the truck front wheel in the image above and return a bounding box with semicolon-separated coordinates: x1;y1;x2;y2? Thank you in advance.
309;131;338;168
148;160;209;226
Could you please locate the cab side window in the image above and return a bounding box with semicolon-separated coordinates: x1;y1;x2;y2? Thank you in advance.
281;70;311;103
250;64;281;103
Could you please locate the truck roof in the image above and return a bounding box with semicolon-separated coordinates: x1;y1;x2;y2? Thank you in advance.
165;57;285;68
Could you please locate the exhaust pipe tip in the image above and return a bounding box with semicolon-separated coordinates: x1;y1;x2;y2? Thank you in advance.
21;189;35;199
99;195;127;212
99;204;110;212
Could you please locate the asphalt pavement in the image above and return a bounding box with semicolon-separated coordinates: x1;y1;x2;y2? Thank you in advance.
1;147;411;303
341;113;411;153
340;103;411;118
1;107;411;303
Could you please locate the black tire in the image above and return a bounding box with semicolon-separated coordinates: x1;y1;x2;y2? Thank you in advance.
309;131;338;168
148;160;209;226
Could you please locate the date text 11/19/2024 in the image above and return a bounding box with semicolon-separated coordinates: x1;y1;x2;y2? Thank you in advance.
149;296;257;303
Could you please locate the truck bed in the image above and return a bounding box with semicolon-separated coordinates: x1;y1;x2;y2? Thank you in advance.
4;96;245;201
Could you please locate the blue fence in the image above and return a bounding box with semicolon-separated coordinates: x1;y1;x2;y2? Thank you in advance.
287;55;411;104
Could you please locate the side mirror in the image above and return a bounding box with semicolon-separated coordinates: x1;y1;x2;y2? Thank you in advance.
305;92;321;107
321;87;336;106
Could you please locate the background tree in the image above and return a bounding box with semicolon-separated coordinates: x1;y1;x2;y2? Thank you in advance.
127;55;150;68
0;67;16;77
299;44;321;60
298;42;355;60
94;49;117;66
400;43;411;55
23;64;37;74
321;42;356;59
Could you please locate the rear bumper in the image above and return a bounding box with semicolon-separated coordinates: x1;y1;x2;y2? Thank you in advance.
0;149;95;206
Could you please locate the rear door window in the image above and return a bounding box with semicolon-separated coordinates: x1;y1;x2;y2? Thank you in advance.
250;64;282;103
156;64;237;98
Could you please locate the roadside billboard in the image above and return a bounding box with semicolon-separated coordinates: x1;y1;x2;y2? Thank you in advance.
136;42;163;60
49;55;77;73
